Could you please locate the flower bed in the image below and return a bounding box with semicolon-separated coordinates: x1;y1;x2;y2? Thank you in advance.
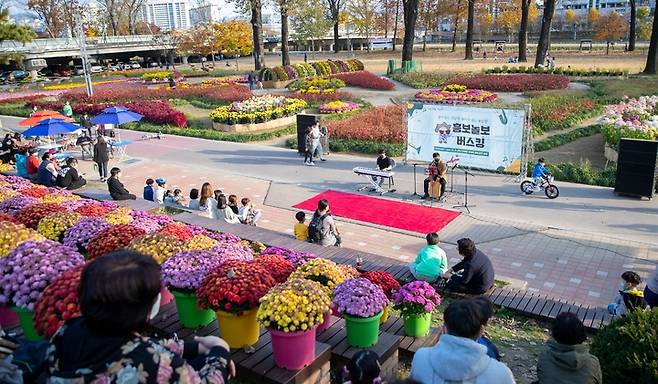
531;95;600;134
42;80;128;91
28;99;187;128
414;84;497;104
33;266;83;338
443;74;570;92
62;83;251;104
141;71;173;81
601;96;658;147
319;100;360;114
260;59;364;82
288;90;354;103
331;71;395;90
209;95;307;125
288;77;345;94
484;66;628;77
326;105;405;144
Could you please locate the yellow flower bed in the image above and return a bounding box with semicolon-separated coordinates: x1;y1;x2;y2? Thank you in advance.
0;189;18;203
37;211;81;241
105;207;133;225
128;233;184;264
0;221;46;257
289;258;346;289
209;95;307;125
141;71;173;81
41;193;80;205
0;163;15;172
43;79;126;91
184;234;218;250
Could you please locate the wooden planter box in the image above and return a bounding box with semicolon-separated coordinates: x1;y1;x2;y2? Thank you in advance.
212;114;297;132
262;79;293;89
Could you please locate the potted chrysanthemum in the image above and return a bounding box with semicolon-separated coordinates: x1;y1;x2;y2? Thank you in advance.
161;250;222;328
392;281;441;337
257;278;330;369
196;261;276;348
332;278;389;347
33;265;84;338
0;240;84;340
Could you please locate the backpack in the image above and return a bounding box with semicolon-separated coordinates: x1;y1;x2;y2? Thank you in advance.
307;213;328;243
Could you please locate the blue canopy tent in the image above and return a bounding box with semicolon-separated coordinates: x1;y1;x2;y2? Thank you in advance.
91;106;143;125
21;118;81;137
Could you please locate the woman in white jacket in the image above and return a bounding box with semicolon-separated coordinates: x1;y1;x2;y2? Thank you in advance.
217;194;240;224
411;299;515;384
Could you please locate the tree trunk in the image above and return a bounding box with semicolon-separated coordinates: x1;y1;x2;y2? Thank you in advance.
384;0;389;38
280;5;290;65
333;14;340;53
518;0;529;62
464;0;474;60
402;0;419;62
251;0;266;70
451;11;459;52
629;0;636;51
534;0;555;67
644;1;658;73
423;26;428;52
606;41;610;55
392;0;400;50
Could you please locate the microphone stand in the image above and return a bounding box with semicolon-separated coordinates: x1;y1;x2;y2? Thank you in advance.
453;168;476;214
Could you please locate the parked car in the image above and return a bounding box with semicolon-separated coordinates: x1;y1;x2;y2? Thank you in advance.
73;65;84;75
1;70;29;84
130;62;141;69
54;66;72;77
148;62;159;67
90;65;103;73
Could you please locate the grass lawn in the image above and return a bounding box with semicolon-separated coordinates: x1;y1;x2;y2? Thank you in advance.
589;76;658;101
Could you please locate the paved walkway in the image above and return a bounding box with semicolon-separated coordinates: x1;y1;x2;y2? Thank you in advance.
3;115;657;310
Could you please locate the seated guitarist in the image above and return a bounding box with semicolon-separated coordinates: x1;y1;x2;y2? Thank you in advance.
422;152;447;202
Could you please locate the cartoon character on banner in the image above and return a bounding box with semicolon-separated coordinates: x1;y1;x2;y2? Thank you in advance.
435;122;452;144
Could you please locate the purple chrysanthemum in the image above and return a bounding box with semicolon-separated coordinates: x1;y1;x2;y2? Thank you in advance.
62;218;111;250
161;250;222;291
332;278;388;318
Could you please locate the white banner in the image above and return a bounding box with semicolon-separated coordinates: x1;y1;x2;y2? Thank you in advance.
406;103;526;173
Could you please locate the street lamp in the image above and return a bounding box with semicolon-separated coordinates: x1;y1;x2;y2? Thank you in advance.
75;14;93;97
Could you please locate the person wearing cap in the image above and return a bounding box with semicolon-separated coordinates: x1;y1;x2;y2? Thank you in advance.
27;148;40;181
154;178;166;204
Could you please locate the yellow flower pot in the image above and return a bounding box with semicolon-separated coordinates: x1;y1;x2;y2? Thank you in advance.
380;305;390;324
216;308;259;349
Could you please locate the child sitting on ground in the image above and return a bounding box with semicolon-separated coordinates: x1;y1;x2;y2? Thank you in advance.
163;190;175;204
294;211;308;241
172;189;185;205
608;271;647;316
343;350;381;384
188;188;200;210
143;178;154;202
239;197;262;226
154;178;167;204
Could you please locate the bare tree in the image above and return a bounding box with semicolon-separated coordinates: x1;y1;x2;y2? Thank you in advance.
644;1;658;73
401;0;419;62
123;0;147;34
534;0;555;67
518;0;530;62
628;0;636;51
96;0;124;35
464;0;473;59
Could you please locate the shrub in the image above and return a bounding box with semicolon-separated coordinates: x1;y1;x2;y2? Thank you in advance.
543;162;617;187
263;59;364;81
125;122;296;142
445;74;570;92
288;90;354;103
326;105;405;143
330;71;395;90
590;308;658;383
62;83;251;104
534;125;601;152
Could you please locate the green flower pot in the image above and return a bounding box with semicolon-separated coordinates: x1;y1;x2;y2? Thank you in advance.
12;307;42;341
403;312;432;337
171;290;216;328
344;311;383;347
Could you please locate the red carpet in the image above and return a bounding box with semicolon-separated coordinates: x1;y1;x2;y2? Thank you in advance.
293;190;460;234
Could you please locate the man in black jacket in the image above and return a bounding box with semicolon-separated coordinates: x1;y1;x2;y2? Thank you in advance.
107;167;136;200
57;158;87;190
443;238;495;294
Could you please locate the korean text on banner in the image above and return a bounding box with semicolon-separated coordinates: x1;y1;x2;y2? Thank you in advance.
406;103;526;173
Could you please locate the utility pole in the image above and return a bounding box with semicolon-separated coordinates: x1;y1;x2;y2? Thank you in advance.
75;14;93;97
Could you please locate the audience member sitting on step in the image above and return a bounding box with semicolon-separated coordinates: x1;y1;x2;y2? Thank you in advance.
409;232;448;283
37;152;59;187
188;188;200;210
607;271;647;316
228;194;239;214
343;350;381;384
410;298;515;384
198;183;216;218
56;157;87;191
154;178;167;204
218;193;240;224
294;211;308;241
536;312;601;384
45;250;235;383
172;189;185;205
107;167;136;200
443;238;495;295
238;197;262;226
143;178;155;202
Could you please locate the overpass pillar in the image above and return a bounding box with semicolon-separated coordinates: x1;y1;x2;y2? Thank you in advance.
181;56;189;64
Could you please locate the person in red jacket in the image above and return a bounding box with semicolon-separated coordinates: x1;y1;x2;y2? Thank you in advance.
26;148;40;181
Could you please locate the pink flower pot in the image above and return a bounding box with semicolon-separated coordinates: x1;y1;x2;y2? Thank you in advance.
316;311;332;334
0;306;19;328
160;286;174;307
331;304;341;317
270;327;317;370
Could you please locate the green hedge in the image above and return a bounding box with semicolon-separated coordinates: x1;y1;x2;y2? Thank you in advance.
390;72;458;89
484;66;629;77
124;122;296;143
591;308;658;384
286;137;404;156
547;162;616;187
0;102;33;118
534;125;602;152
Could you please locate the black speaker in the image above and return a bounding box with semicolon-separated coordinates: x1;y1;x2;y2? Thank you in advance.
296;114;320;154
614;138;658;199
